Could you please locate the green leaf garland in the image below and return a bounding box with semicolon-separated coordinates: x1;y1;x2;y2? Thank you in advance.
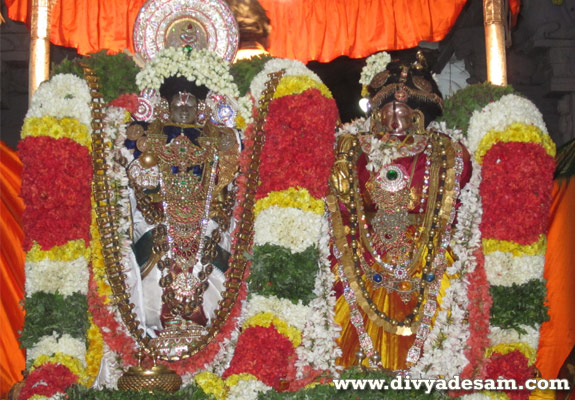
489;280;549;333
230;54;273;96
248;244;319;305
437;82;516;134
20;291;89;348
52;50;139;102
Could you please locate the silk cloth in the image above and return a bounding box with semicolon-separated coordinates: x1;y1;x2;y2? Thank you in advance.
6;0;519;62
0;141;26;398
536;178;575;379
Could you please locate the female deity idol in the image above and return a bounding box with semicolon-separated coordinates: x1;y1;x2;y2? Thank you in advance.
328;51;472;372
123;74;240;358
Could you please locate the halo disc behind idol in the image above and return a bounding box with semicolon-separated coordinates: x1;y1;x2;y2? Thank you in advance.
133;0;239;62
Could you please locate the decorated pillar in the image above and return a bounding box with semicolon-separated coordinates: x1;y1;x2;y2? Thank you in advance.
29;0;54;99
483;0;508;86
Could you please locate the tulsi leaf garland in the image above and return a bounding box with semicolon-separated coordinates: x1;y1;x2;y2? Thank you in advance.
249;244;319;305
19;292;90;349
489;280;549;333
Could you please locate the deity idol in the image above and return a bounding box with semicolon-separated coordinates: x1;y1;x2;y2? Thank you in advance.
124;75;240;357
328;51;472;371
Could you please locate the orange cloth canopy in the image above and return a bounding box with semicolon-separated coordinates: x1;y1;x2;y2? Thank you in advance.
6;0;518;63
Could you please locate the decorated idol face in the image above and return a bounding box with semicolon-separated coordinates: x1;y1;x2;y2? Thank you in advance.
379;101;414;135
169;92;198;124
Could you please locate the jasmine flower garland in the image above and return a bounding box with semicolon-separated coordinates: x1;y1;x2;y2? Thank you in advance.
359;52;392;87
136;47;239;99
26;74;92;127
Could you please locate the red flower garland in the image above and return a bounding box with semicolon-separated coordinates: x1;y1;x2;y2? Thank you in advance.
256;89;338;200
480;142;554;245
462;249;492;379
18;136;92;251
223;324;296;390
482;350;534;400
18;363;78;400
108;93;139;115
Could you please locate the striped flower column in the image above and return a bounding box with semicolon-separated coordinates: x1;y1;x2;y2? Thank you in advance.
207;59;340;398
17;74;98;399
466;94;556;400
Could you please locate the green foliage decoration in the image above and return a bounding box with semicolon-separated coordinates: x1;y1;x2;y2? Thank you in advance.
489;279;549;333
19;291;89;349
437;82;516;135
64;383;211;399
229;54;273;96
248;244;319;305
258;369;446;400
52;50;140;102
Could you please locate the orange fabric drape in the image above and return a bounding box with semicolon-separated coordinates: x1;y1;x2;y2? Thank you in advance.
0;141;26;398
258;0;468;62
6;0;521;62
536;177;575;380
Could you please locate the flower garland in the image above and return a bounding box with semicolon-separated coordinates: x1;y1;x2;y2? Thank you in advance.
222;59;340;394
359;52;392;87
462;88;555;397
17;363;79;400
136;47;239;99
25;74;92;126
17;74;95;398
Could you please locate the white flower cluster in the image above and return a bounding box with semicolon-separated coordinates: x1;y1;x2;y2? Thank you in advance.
136;47;239;99
488;325;540;350
253;206;322;253
26;333;87;366
248;58;322;103
410;278;470;379
485;252;545;287
25;257;89;297
428;120;465;143
237;95;255;131
466;94;547;154
335;118;370;138
359;52;392;87
296;214;342;377
26;73;92;127
227;378;272;400
244;294;309;331
411;158;483;378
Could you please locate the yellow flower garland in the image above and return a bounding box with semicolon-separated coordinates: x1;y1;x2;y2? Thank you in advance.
273;76;333;100
89;209;113;301
194;371;227;400
31;353;90;386
26;240;90;263
85;317;104;386
482;235;546;257
243;312;302;348
475;123;556;164
254;187;325;217
485;342;537;365
21;116;91;149
225;373;258;387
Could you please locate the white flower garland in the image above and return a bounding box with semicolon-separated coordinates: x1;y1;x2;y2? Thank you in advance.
484;252;545;287
335;118;370;138
26;333;87;366
244;294;309;331
226;379;272;400
359;52;392;87
295;213;342;377
25;257;89;297
488;326;540;350
411;156;483;379
466;94;547;154
26;73;92;127
136;47;239;99
253;206;323;253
